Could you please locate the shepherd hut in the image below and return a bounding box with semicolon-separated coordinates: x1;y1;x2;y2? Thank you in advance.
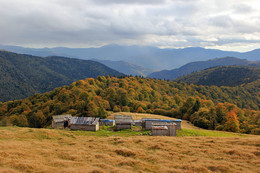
114;115;132;130
52;114;72;128
142;118;173;130
173;119;182;129
70;117;100;131
152;123;177;136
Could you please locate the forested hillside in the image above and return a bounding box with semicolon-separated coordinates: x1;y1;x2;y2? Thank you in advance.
0;51;123;102
148;57;260;80
0;77;259;134
175;66;260;86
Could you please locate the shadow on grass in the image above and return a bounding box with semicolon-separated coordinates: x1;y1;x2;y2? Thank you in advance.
71;125;151;137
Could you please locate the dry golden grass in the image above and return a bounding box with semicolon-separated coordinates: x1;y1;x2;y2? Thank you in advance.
0;126;259;173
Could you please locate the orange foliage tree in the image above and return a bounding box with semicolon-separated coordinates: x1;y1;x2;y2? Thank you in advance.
224;110;240;132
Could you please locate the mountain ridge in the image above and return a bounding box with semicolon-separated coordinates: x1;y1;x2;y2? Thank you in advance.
1;44;260;70
147;57;260;80
175;66;260;87
0;50;123;102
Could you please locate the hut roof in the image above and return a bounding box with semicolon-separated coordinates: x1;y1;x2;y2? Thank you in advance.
70;117;99;125
142;118;172;123
100;119;114;123
114;115;132;124
52;114;72;123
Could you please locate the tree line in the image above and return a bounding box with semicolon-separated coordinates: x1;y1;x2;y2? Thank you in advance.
0;76;259;134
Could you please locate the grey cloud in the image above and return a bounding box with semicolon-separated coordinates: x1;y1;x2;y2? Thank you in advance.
0;0;259;51
208;15;234;28
212;38;260;46
207;14;260;34
92;0;166;5
232;4;253;14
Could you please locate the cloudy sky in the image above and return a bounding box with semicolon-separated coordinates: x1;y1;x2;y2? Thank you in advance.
0;0;260;51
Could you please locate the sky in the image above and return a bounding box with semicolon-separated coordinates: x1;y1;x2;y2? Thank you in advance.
0;0;260;52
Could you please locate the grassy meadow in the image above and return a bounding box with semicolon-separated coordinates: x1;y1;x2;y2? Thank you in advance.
0;113;259;173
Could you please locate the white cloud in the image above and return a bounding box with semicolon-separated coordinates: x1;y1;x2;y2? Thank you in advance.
0;0;260;51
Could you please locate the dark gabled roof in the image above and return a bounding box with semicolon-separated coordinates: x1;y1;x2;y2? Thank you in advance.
70;117;99;125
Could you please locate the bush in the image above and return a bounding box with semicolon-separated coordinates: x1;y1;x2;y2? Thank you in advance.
193;118;210;129
0;117;10;126
113;105;121;112
251;128;260;135
122;106;130;112
10;114;29;127
136;106;145;113
146;109;153;114
215;125;224;131
153;109;167;116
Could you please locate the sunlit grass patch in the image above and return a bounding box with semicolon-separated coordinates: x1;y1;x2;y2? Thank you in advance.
177;128;249;137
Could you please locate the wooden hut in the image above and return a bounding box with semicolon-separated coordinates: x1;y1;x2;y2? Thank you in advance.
151;125;168;136
173;119;182;129
52;114;72;128
100;119;115;126
142;118;173;130
70;117;99;131
114;115;132;130
152;123;176;136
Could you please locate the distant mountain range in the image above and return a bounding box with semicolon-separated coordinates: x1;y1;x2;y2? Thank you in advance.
175;66;260;87
1;44;260;70
0;51;123;102
92;59;157;77
147;57;260;80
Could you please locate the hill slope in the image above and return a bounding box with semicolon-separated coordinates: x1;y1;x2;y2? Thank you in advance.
0;77;259;134
1;44;260;70
148;57;260;80
175;66;260;87
0;51;123;102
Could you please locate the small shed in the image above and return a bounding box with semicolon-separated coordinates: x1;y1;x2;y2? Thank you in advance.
173;119;182;129
52;114;72;128
142;118;173;130
114;115;132;130
100;119;115;126
70;117;100;131
151;125;168;136
152;123;176;136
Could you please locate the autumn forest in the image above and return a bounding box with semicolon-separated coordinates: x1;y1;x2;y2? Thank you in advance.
0;76;259;134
